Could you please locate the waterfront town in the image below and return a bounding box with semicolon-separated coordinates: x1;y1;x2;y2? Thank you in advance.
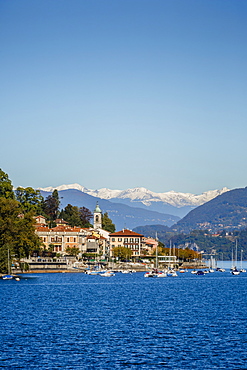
12;202;204;274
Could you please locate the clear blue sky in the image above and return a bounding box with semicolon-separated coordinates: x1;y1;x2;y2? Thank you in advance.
1;0;246;194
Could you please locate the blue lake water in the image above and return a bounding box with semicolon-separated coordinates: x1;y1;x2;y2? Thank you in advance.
1;269;247;369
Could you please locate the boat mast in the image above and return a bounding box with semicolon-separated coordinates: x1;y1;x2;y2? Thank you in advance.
8;248;11;275
155;233;158;269
235;239;238;269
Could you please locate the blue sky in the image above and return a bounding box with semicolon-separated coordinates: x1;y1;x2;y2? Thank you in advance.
1;0;246;194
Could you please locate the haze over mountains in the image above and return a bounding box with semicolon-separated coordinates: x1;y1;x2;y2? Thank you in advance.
38;184;230;231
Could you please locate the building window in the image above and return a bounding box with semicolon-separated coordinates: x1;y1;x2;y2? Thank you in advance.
135;238;139;242
74;238;76;243
44;237;46;242
67;238;69;242
124;238;128;242
112;238;115;242
118;238;122;242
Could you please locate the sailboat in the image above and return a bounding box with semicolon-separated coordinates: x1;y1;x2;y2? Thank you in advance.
144;233;167;277
2;249;14;280
231;240;240;275
240;249;246;273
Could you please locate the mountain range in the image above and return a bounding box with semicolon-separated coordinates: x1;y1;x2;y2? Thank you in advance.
39;189;180;231
39;184;229;218
37;184;232;231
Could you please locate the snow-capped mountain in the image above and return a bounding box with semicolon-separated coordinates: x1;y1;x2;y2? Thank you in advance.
38;184;229;208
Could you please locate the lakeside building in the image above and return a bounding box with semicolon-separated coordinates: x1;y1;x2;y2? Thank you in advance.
36;225;89;254
109;229;144;257
142;237;159;255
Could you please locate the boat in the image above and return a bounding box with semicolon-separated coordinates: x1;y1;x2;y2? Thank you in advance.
191;270;197;274
196;270;205;275
144;271;156;277
167;270;177;277
2;274;14;280
240;249;246;272
100;271;115;277
232;268;240;275
157;271;167;277
2;249;14;280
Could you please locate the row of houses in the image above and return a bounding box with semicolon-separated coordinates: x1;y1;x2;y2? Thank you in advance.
34;203;158;259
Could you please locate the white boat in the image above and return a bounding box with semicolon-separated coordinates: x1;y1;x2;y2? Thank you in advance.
144;270;166;278
100;271;115;277
232;269;240;275
167;270;177;277
144;270;157;278
157;271;167;277
191;270;197;274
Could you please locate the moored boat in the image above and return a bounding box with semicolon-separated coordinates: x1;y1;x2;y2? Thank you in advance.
100;271;115;277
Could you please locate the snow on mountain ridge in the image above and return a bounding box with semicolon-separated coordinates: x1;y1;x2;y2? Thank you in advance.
38;184;230;208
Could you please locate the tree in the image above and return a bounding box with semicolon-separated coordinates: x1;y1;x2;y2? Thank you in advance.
102;212;115;233
0;198;41;273
15;186;44;214
79;206;93;227
61;204;81;227
43;190;60;221
0;168;15;199
112;246;132;260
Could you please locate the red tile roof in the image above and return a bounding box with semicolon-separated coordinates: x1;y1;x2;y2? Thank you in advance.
109;229;143;237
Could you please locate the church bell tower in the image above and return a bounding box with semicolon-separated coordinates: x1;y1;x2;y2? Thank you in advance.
94;202;102;229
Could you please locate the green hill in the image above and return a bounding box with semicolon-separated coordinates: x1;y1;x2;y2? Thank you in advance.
173;187;247;233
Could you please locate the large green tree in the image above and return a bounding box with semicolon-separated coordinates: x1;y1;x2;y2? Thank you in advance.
15;186;44;214
0;168;15;199
43;189;60;221
60;205;93;228
60;204;81;227
0;198;41;273
102;212;115;233
112;246;132;260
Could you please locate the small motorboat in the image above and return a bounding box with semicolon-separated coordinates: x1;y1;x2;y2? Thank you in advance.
2;275;14;280
196;270;205;275
100;271;115;277
167;270;178;277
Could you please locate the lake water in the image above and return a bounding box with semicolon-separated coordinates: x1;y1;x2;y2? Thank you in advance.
1;269;247;369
